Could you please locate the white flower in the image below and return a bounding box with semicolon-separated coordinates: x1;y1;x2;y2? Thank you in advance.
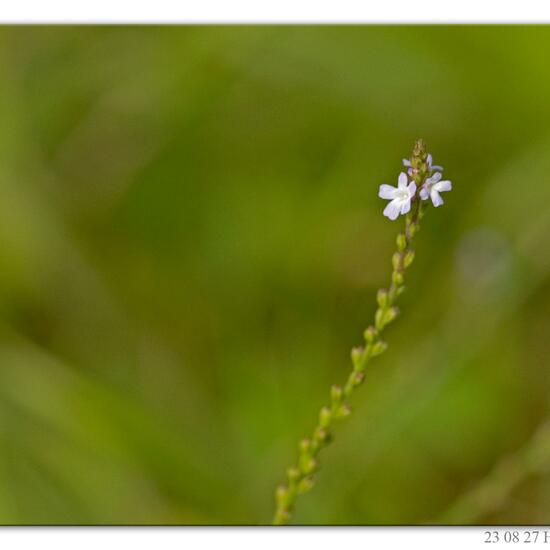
426;154;443;172
403;154;443;175
378;172;417;221
419;172;452;207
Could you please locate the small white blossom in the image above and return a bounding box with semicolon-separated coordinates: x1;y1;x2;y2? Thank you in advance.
426;154;443;172
403;154;443;176
419;172;452;207
379;172;417;221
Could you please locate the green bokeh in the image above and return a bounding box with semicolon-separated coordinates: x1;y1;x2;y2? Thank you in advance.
0;25;549;524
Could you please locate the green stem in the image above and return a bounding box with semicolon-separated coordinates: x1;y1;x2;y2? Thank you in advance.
272;196;426;525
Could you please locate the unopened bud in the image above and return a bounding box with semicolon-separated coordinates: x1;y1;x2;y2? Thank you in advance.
276;485;289;506
302;457;318;475
319;406;332;428
392;271;404;286
336;404;352;419
352;371;365;386
392;252;401;270
275;508;290;524
351;346;363;367
396;233;407;251
375;308;385;330
364;326;377;342
331;385;343;403
299;437;311;454
287;467;300;483
383;306;399;325
298;476;315;494
413;138;427;159
404;250;415;268
376;289;388;309
314;426;329;443
371;340;388;356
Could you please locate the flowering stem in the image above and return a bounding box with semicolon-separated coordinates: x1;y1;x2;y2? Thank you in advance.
272;139;434;525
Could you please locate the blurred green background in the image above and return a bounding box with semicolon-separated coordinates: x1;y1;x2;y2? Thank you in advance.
0;25;550;525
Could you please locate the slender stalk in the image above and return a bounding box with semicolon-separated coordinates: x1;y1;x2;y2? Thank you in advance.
272;139;434;525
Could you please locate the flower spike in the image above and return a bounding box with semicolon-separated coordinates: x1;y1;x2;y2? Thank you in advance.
272;139;453;525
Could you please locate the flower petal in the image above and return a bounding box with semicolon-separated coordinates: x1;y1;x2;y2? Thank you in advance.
431;190;444;207
428;172;442;184
434;180;452;193
407;182;417;196
400;199;411;215
383;199;401;220
427;154;433;167
432;164;444;172
398;172;408;189
378;184;398;199
402;159;411;167
419;186;429;200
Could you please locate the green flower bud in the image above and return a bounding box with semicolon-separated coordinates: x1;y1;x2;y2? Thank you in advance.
330;384;343;404
413;138;427;160
375;308;385;330
376;289;388;309
364;326;377;342
276;485;289;506
392;252;401;270
383;306;399;325
274;508;290;524
314;426;329;443
302;457;318;475
299;437;311;454
351;371;365;386
319;406;332;428
297;476;315;494
396;233;407;251
335;404;352;419
351;346;363;368
392;271;404;286
287;467;300;484
404;250;415;268
371;340;388;356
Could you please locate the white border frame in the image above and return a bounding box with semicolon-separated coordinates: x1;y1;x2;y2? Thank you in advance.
0;0;550;23
1;526;549;550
